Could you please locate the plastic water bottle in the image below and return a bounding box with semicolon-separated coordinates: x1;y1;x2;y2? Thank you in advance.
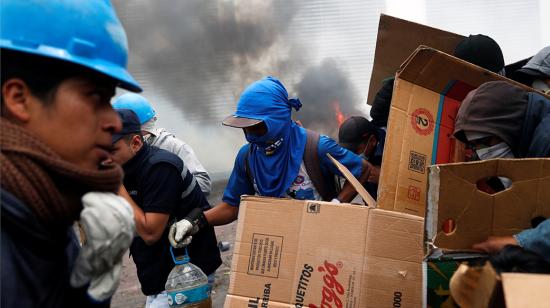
165;247;212;308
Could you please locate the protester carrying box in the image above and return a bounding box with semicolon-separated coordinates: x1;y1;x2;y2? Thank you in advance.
168;76;373;249
109;109;221;307
369;34;506;132
0;1;141;306
454;81;550;161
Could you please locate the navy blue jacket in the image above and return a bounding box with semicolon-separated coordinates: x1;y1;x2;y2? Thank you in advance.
517;92;550;157
1;189;109;307
123;144;221;295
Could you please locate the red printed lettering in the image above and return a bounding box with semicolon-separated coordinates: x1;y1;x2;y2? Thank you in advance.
308;261;344;308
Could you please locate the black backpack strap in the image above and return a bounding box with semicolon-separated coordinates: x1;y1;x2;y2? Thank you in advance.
243;144;254;189
303;129;337;201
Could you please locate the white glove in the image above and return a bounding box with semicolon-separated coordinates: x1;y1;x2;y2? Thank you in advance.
70;192;135;302
168;208;207;248
168;219;196;248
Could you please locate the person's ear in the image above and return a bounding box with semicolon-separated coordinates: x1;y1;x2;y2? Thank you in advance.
367;135;377;149
130;135;143;153
2;78;34;122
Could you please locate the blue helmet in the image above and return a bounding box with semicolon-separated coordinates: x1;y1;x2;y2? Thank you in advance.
0;0;142;92
112;93;156;124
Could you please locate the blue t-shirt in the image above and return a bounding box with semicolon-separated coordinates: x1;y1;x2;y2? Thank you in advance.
222;136;363;206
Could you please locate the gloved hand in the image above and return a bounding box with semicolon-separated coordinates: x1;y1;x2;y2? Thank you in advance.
70;192;135;302
449;262;497;308
169;207;208;248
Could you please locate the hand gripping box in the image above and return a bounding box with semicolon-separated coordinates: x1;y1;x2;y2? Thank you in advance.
424;158;550;307
377;46;545;217
224;156;424;308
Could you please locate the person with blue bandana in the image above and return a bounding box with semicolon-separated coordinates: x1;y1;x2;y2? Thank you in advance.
168;76;373;248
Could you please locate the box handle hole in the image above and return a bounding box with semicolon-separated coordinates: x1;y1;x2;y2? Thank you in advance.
442;218;456;235
476;176;512;195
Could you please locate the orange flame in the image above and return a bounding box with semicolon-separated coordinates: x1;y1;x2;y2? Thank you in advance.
332;101;345;126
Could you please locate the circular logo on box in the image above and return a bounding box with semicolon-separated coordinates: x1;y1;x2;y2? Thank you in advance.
411;108;435;136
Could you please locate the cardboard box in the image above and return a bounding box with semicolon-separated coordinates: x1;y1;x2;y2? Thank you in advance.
377;46;544;217
367;14;465;105
224;156;424;307
424;158;550;307
500;273;550;308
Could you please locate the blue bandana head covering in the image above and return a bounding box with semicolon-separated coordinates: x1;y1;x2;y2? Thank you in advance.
235;76;307;197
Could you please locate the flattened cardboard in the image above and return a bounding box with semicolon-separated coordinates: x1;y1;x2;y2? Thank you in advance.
377;46;548;217
327;153;376;207
225;197;424;308
501;273;550;308
426;158;550;251
367;14;465;105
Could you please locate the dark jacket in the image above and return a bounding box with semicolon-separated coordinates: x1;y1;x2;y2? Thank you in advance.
1;189;109;308
454;81;550;158
517;91;550;157
124;144;221;295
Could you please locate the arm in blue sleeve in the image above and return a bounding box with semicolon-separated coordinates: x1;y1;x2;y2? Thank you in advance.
514;219;550;262
222;144;255;207
317;136;363;178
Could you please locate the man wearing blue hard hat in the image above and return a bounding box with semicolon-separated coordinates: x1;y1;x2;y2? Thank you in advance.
168;76;374;249
1;1;140;306
113;93;213;196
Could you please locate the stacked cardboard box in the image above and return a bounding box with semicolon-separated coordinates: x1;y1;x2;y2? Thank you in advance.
377;46;542;217
424;158;550;307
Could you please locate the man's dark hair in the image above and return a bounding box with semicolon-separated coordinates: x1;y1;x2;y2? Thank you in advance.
1;49;113;106
338;116;377;153
122;133;144;144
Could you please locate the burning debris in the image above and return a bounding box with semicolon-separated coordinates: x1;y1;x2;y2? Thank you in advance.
294;58;360;137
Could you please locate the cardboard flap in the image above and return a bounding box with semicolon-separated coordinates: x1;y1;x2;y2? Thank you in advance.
396;47;546;101
426;158;550;251
367;14;464;104
327;153;376;208
501;273;550;308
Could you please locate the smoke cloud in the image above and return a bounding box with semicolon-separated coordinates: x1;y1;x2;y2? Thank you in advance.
114;0;302;120
294;59;360;137
113;0;363;173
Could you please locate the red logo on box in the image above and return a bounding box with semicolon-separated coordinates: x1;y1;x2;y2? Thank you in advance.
411;108;435;136
309;260;344;308
408;185;421;201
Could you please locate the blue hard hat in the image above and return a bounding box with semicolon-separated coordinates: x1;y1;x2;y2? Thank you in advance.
112;93;156;124
0;0;142;92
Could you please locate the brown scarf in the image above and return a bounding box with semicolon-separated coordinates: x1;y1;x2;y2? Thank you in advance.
0;119;123;227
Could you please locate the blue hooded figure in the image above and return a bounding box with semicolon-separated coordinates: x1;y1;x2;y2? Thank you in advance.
166;76;368;250
222;76;307;198
221;76;365;205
